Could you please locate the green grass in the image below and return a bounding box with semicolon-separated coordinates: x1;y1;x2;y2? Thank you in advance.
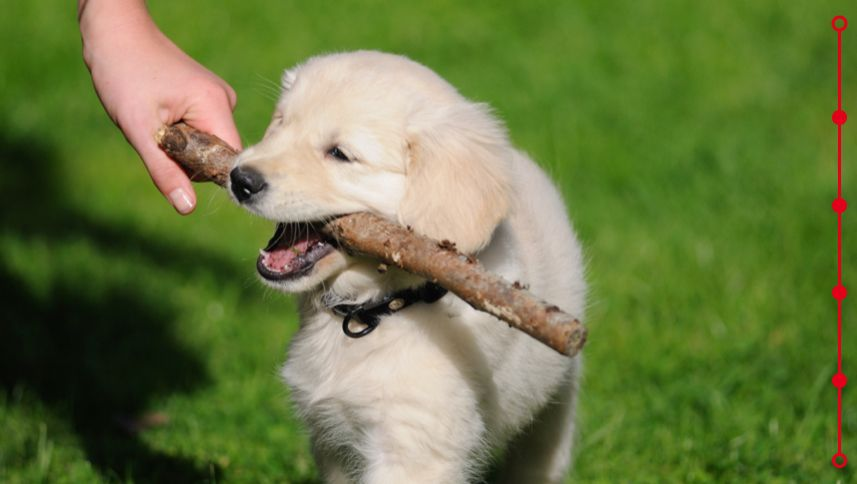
1;0;856;481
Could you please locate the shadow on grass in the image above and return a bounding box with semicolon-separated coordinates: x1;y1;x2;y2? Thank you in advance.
0;128;231;482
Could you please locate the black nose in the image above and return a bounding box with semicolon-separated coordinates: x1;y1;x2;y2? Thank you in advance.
230;166;267;202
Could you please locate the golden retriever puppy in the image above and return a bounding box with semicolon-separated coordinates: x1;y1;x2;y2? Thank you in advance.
230;51;586;484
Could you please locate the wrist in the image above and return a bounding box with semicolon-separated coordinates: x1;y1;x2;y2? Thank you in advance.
79;0;161;69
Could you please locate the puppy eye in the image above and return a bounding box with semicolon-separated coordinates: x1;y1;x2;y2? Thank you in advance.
265;113;284;137
327;146;351;162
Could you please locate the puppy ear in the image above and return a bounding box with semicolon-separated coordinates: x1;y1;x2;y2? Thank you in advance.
281;68;297;91
399;103;512;253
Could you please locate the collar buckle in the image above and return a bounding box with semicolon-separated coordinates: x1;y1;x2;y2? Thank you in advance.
333;283;447;339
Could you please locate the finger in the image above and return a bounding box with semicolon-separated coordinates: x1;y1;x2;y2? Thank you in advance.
140;142;198;214
126;124;198;215
224;84;238;109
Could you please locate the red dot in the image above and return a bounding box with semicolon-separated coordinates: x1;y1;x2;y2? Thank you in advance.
833;452;848;468
833;110;848;125
833;373;848;388
833;285;848;300
833;198;848;214
833;16;848;32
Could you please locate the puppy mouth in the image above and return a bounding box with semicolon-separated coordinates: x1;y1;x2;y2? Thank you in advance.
257;222;337;281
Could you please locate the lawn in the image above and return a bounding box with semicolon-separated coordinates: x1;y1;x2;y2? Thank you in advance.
1;0;856;482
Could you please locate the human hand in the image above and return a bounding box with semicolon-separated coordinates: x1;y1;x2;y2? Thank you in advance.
79;0;241;214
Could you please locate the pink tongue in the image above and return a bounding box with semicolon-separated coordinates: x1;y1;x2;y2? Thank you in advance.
261;239;313;272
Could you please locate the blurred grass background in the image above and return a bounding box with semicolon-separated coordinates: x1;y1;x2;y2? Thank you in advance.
1;0;856;482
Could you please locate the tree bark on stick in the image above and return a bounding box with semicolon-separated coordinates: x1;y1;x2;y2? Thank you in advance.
156;123;587;357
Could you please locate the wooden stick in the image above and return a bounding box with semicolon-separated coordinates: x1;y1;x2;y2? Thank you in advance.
156;123;587;357
156;123;233;186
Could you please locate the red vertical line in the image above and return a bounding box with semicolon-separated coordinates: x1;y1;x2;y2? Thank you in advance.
840;388;844;452
833;16;848;469
839;31;843;110
840;125;844;197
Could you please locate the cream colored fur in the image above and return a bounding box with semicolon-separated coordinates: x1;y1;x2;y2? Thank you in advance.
233;51;586;483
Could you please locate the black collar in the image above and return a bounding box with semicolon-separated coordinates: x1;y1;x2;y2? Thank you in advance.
331;282;448;338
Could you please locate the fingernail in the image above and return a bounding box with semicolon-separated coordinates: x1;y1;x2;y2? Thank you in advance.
169;188;194;214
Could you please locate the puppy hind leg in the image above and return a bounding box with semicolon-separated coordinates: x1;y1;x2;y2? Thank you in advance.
312;443;359;484
493;370;580;484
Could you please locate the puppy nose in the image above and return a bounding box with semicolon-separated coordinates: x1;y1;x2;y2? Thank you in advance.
230;166;267;202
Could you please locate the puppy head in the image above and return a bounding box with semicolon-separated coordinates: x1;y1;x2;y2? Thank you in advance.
232;51;511;293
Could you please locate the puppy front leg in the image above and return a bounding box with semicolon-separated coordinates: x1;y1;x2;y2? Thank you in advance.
358;399;485;484
360;427;474;484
